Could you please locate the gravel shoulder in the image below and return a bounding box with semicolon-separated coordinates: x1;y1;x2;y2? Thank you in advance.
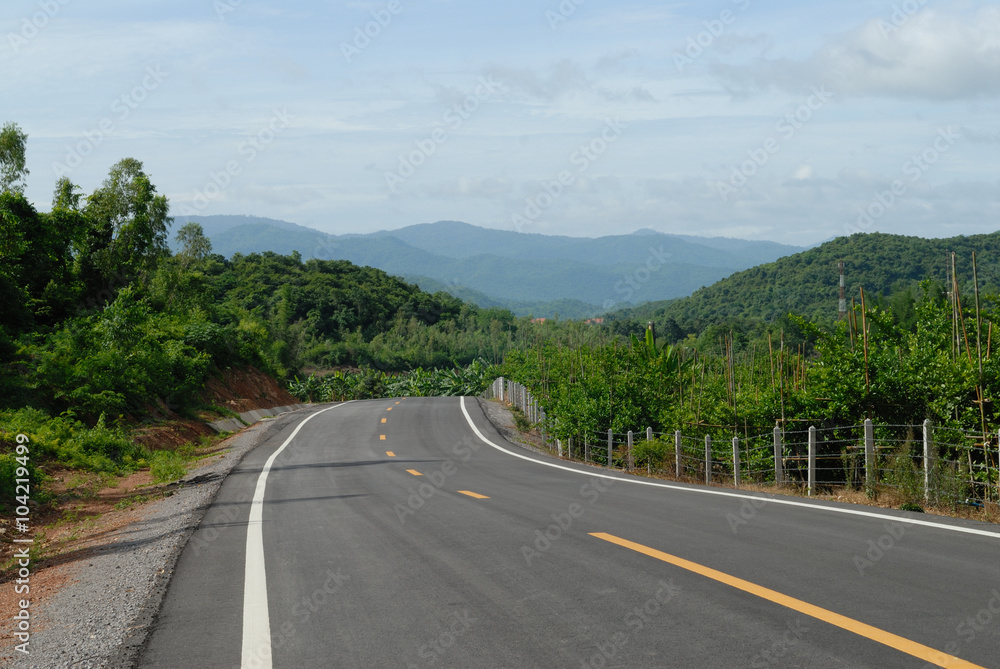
5;408;316;669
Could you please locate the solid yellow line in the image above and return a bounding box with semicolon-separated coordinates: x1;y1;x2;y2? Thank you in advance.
380;434;386;440
406;469;422;476
381;418;387;423
385;451;395;457
457;490;489;499
590;533;984;669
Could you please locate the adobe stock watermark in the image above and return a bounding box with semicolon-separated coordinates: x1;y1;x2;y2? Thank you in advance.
726;495;769;534
603;246;673;310
178;108;294;216
520;477;616;565
580;579;680;669
384;76;504;193
847;127;959;236
749;620;809;668
243;567;350;668
877;0;930;37
674;0;751;72
511;117;627;231
920;589;1000;668
51;66;169;178
853;521;906;575
214;0;242;21
716;85;833;202
7;0;71;54
341;0;405;63
406;610;477;668
546;0;585;30
393;437;481;523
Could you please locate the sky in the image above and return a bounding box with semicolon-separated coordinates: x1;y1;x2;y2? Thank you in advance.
2;0;999;246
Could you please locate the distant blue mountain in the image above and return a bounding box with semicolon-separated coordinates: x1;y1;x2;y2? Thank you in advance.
169;216;804;317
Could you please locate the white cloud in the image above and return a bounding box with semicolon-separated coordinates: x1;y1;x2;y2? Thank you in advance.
712;8;1000;100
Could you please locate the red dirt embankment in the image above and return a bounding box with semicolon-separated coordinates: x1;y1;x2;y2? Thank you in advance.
131;366;299;451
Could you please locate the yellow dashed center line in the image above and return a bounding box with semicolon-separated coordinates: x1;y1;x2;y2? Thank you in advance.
379;435;386;440
387;407;392;411
457;490;489;499
590;532;986;669
385;451;395;457
395;401;400;404
406;469;422;476
381;418;387;423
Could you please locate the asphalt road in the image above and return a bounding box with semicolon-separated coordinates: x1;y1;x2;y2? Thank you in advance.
138;396;1000;668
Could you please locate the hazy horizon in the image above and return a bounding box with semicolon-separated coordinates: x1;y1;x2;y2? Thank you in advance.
4;1;999;247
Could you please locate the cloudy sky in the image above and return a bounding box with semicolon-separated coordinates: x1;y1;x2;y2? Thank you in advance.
3;0;999;246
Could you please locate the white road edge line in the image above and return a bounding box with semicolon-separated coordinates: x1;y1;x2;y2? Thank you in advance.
242;402;349;669
459;397;1000;540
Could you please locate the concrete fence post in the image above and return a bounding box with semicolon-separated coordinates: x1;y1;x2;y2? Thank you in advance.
646;427;653;474
627;431;634;471
557;438;562;458
568;436;573;460
607;429;613;469
773;426;783;485
705;435;712;485
864;418;875;494
733;436;740;488
675;430;682;478
808;426;816;497
584;436;589;463
923;419;932;502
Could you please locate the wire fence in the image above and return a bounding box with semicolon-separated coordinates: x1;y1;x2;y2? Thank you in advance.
483;378;1000;507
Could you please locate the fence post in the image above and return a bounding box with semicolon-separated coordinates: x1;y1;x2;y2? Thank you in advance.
540;410;546;445
675;430;682;478
773;426;783;485
627;431;634;471
557;438;563;458
923;419;932;502
607;429;613;469
585;436;589;463
705;435;712;485
733;436;740;488
568;436;573;460
808;426;816;497
646;427;653;475
865;418;875;495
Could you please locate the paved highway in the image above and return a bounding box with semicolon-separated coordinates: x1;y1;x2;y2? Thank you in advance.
139;397;1000;668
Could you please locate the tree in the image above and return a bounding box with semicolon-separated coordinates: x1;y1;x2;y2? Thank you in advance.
52;176;82;211
0;122;29;194
82;158;171;297
175;222;213;265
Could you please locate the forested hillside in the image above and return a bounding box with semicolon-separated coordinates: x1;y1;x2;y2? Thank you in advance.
608;231;1000;343
0;122;537;502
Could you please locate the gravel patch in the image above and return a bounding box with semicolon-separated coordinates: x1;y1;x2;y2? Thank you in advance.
475;397;554;457
14;408;316;669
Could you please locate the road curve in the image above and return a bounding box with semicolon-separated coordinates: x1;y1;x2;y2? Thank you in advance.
138;396;1000;668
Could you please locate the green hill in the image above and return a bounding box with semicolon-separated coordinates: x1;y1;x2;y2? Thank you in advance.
609;231;1000;338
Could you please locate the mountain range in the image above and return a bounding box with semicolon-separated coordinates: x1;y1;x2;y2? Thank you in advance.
169;215;803;319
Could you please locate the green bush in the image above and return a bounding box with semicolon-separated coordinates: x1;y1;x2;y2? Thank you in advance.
633;437;673;469
149;450;186;483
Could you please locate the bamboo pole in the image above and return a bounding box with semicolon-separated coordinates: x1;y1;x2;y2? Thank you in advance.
973;252;987;439
860;286;871;420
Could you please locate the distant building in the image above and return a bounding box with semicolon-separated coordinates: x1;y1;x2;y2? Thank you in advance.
584;318;604;325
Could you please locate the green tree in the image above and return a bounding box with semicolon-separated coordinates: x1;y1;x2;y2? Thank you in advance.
81;158;172;299
0;122;29;194
52;176;82;211
175;222;213;266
